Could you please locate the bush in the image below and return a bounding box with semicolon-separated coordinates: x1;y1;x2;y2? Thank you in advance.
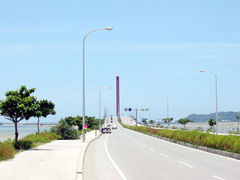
24;132;60;143
0;140;15;161
50;119;80;140
14;139;33;150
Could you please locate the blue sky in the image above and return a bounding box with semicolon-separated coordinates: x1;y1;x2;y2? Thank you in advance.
0;0;240;123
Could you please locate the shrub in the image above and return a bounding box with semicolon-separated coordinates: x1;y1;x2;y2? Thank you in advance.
24;132;60;143
50;119;80;140
0;140;15;161
14;139;33;150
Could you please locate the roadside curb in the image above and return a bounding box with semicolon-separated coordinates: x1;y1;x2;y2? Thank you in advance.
75;131;102;180
121;124;240;160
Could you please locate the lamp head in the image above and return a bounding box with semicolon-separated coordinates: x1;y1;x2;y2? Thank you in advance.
104;27;113;31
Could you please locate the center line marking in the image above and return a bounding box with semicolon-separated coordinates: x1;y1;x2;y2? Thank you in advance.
159;153;168;158
212;175;225;180
105;135;127;180
178;161;194;168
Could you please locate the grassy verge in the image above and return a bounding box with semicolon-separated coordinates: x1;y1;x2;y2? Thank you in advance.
0;132;60;161
120;122;240;154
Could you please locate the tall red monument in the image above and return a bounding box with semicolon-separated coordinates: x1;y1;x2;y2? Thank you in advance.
116;76;120;119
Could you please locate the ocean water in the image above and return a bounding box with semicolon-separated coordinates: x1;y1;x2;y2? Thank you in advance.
170;122;240;133
0;125;53;141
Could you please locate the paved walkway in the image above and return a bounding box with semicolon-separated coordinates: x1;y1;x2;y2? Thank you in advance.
0;130;99;180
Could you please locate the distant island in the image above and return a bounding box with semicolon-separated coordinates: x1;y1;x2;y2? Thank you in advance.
185;111;240;122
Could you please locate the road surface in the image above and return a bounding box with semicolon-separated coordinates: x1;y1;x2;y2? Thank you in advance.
83;117;240;180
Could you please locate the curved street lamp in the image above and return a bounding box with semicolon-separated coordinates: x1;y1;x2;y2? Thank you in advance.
200;70;218;134
82;27;113;142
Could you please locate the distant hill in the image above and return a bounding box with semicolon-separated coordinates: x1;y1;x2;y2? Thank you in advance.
185;111;240;122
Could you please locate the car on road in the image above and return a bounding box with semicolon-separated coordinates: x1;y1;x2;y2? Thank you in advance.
102;127;111;134
112;125;117;129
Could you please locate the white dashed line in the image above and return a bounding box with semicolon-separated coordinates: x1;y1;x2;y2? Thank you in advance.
178;161;194;168
105;135;127;180
212;175;225;180
159;153;168;158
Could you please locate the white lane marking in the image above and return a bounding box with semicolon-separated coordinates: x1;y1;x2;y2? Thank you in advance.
178;161;194;168
212;175;225;180
104;135;127;180
148;148;155;152
159;153;168;158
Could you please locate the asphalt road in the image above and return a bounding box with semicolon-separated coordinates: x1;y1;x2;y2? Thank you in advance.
83;117;240;180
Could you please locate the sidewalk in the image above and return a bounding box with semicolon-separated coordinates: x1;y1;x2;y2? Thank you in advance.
0;130;99;180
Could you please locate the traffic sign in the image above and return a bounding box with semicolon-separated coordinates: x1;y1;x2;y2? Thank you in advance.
124;108;128;111
83;124;88;130
128;108;132;111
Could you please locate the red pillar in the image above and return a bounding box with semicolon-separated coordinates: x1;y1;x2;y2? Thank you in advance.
116;76;120;119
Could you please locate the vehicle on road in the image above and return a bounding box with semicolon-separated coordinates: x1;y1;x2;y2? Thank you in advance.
112;125;117;129
102;127;111;134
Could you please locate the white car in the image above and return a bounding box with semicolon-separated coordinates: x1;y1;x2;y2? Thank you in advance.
112;125;117;129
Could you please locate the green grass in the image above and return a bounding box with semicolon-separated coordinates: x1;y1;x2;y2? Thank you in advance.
121;123;240;154
24;132;61;143
0;132;60;161
0;140;15;161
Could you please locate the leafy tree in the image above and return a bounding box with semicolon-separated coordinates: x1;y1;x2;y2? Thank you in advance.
0;86;37;142
162;117;173;126
35;100;56;134
63;116;99;130
85;116;99;129
148;120;155;126
141;118;148;125
177;118;194;129
208;118;216;130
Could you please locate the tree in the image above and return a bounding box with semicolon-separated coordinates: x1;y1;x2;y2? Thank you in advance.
35;100;56;134
0;86;37;142
148;120;155;126
162;117;173;126
63;116;99;130
208;118;216;130
141;118;148;125
177;118;194;129
85;116;99;129
236;116;240;133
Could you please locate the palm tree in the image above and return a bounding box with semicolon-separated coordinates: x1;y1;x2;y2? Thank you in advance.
148;120;155;127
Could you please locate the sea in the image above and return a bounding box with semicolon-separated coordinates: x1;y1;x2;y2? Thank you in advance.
170;121;239;133
0;125;53;141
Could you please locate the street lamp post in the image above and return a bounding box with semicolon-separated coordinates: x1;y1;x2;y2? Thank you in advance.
99;87;111;131
82;27;113;142
200;70;218;134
